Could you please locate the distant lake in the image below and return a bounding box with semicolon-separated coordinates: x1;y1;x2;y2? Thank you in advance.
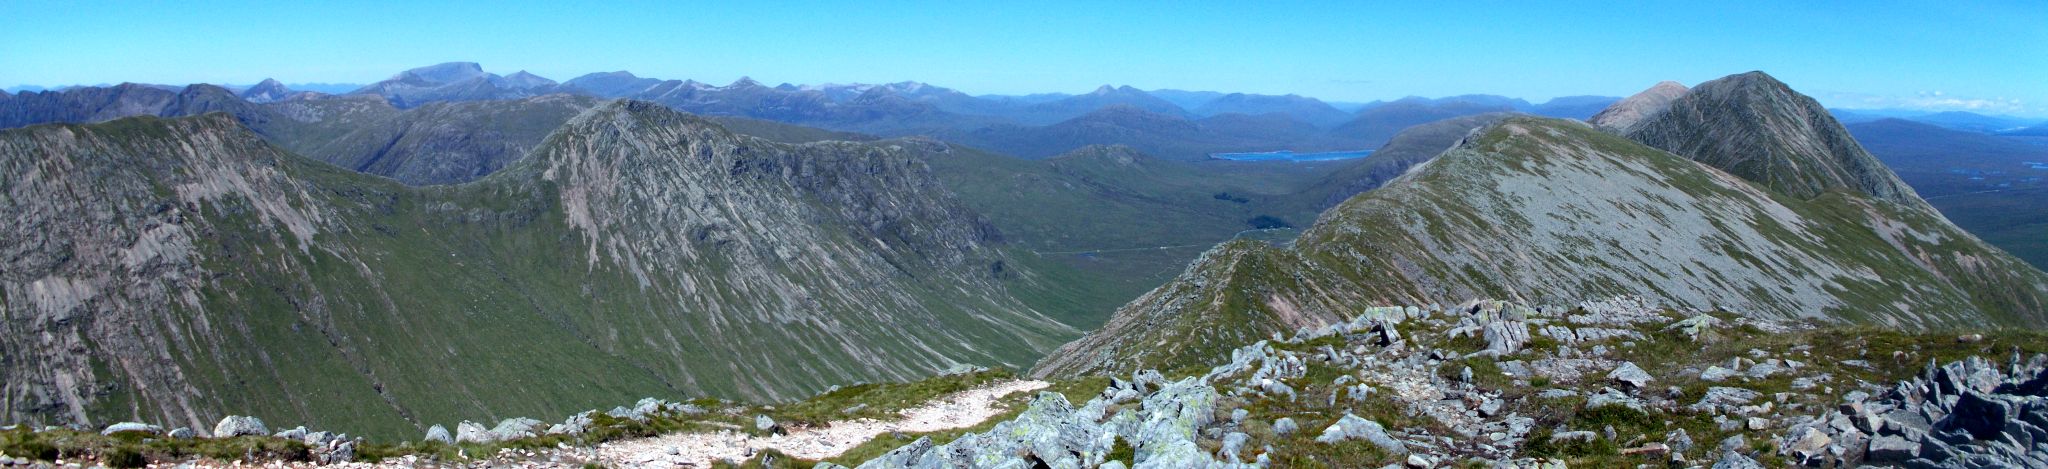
1210;149;1372;162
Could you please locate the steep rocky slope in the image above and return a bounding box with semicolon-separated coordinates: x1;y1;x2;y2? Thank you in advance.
0;102;1080;439
1624;72;1920;204
1588;81;1687;132
1037;98;2048;377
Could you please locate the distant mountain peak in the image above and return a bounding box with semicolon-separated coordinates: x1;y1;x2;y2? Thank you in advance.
1621;71;1920;204
239;78;291;103
397;62;487;84
1090;84;1118;95
728;77;764;88
1590;80;1688;132
501;70;557;89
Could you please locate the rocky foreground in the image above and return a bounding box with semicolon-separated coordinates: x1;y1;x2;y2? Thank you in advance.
5;297;2047;468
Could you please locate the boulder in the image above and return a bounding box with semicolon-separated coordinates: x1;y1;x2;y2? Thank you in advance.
166;427;194;439
273;426;307;440
1940;391;2011;440
455;421;491;443
1666;428;1694;454
212;415;269;438
755;415;782;434
549;411;594;435
1784;426;1831;462
1314;413;1407;455
100;422;161;436
491;417;542;441
423;424;452;444
1700;366;1738;382
1711;450;1766;469
1609;362;1653;389
1220;432;1249;462
1865;434;1918;462
1273;417;1299;436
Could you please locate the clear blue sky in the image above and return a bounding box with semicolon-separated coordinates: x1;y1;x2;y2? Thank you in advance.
4;1;2043;116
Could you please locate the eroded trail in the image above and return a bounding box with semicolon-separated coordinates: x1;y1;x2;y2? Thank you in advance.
596;379;1050;467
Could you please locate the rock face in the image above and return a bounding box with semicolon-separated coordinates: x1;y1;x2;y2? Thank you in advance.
0;102;1077;438
1036;72;2048;377
1588;81;1687;133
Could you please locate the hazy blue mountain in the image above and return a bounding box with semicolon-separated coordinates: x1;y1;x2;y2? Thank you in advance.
1011;85;1190;125
1192;93;1351;127
1526;95;1621;119
1327;97;1515;147
238;78;293;103
1147;89;1229;110
561;71;664;97
350;62;560;107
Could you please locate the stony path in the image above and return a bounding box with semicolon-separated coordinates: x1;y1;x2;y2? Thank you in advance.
594;379;1049;468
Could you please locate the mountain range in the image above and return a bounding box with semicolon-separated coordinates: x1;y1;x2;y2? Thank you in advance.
7;65;2048;445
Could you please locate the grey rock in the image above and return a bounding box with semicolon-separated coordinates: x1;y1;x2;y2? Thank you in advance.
755;414;780;434
455;421;491;443
1711;450;1767;469
1701;366;1738;382
549;411;594;435
166;427;193;439
1552;430;1597;443
1867;434;1919;462
101;422;161;436
1609;361;1653;389
273;425;308;440
1940;391;2011;440
1785;426;1832;462
491;417;542;441
1273;417;1299;436
1718;434;1747;452
1666;428;1694;454
1316;413;1407;455
1221;432;1250;462
213;415;269;438
424;424;452;444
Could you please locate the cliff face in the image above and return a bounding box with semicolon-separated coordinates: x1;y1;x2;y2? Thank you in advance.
0;102;1077;439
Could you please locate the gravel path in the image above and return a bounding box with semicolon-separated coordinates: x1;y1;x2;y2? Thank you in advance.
595;379;1049;467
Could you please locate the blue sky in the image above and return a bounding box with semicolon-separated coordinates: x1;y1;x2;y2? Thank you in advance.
4;1;2043;116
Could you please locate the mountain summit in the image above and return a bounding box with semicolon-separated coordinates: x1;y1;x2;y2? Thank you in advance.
1619;71;1920;204
1036;72;2048;377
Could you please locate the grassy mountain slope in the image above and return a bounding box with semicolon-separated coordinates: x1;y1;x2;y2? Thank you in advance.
1036;115;2048;377
0;103;1081;440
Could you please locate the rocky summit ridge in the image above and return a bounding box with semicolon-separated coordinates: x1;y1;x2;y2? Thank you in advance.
1034;72;2048;378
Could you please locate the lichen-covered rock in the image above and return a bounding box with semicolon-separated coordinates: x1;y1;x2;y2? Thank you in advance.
1609;362;1653;389
1314;413;1407;455
101;422;161;436
212;416;268;438
1273;417;1299;436
455;421;491;443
